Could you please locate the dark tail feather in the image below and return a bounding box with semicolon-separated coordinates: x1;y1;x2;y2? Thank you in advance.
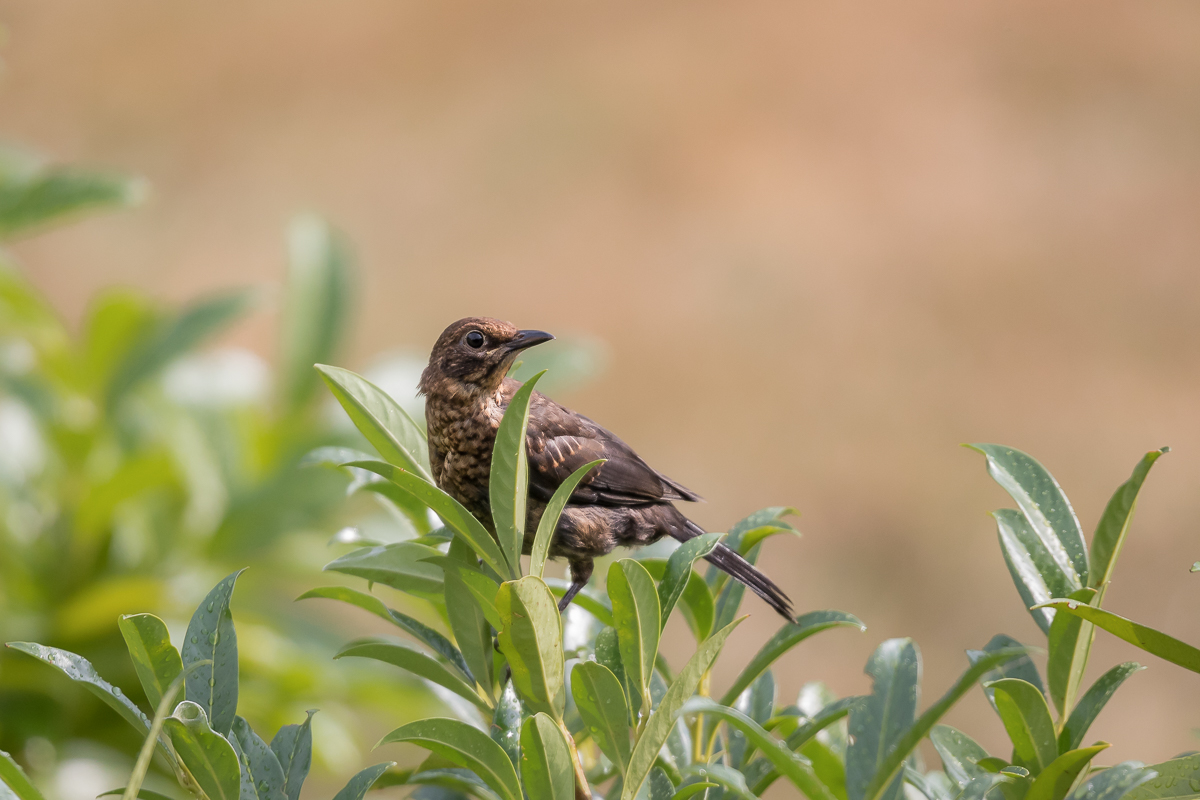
673;518;795;622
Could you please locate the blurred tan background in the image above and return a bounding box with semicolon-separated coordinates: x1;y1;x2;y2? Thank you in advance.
4;0;1200;771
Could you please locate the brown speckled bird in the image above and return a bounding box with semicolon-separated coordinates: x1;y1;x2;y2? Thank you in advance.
418;316;794;620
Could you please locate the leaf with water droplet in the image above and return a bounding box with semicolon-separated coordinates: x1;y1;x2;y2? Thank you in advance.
182;569;245;736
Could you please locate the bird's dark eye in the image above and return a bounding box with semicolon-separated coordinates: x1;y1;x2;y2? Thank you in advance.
464;330;485;349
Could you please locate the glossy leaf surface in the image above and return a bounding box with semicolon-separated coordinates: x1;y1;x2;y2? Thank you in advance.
181;569;243;736
847;638;919;800
231;716;287;800
571;661;631;776
1066;763;1157;800
377;718;521;800
994;509;1078;634
609;559;661;704
0;749;44;800
317;365;431;481
163;702;240;800
986;678;1057;775
929;725;991;790
270;710;315;800
490;371;544;576
1038;601;1200;674
1026;744;1110;800
1047;587;1099;718
496;576;565;718
1125;754;1200;800
657;533;723;631
519;713;575;800
118;613;183;713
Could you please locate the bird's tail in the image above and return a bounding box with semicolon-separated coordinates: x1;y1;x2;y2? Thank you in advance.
671;517;795;622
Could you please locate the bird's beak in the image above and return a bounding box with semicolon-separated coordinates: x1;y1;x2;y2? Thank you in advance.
507;329;555;351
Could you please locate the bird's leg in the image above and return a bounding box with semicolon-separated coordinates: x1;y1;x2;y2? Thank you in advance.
557;558;594;613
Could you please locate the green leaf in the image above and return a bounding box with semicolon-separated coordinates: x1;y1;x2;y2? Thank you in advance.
428;558;503;630
969;634;1045;715
490;371;545;576
1026;744;1110;800
638;560;713;643
1036;601;1200;674
1090;448;1168;590
4;642;150;736
317;365;432;480
609;559;662;706
1047;587;1099;717
530;459;604;579
994;509;1080;635
706;507;800;592
491;680;527;772
785;696;863;750
444;569;495;701
164;702;241;800
0;750;44;800
657;533;723;631
520;713;575;800
377;718;521;800
97;790;176;800
595;625;640;722
719;610;865;706
279;215;351;410
270;710;315;800
336;640;490;711
571;661;631;776
347;460;511;579
1066;763;1157;800
331;763;396;800
682;698;836;800
496;576;565;718
1124;754;1200;800
322;542;445;600
986;678;1057;775
969;443;1088;587
405;768;503;800
728;671;775;767
929;725;991;790
230;716;288;800
118;613;183;712
182;569;244;736
846;639;919;800
804;739;849;800
958;774;1016;800
107;290;253;409
1058;662;1143;753
297;586;471;680
679;765;755;800
860;646;1031;800
0;160;142;239
621;617;745;800
671;784;718;800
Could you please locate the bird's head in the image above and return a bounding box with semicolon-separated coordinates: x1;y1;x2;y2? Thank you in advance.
419;317;554;399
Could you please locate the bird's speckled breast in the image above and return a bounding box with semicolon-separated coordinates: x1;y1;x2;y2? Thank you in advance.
424;385;509;528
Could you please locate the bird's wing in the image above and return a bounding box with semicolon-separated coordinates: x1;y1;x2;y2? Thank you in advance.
521;388;701;506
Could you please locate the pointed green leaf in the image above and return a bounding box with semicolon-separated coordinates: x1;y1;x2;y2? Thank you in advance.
297;586;470;680
1066;763;1157;800
930;725;991;790
5;642;150;736
1124;754;1200;800
969;444;1088;587
182;569;244;736
530;459;604;579
847;639;919;800
426;557;503;630
335;640;489;711
317;365;431;481
1091;448;1168;589
596;625;640;722
657;533;723;631
230;716;287;800
720;610;865;706
444;569;495;700
331;763;396;800
323;542;445;600
491;680;526;770
571;661;631;776
491;371;545;576
968;634;1045;715
520;713;575;800
346;460;511;579
0;750;44;800
1036;601;1200;674
785;696;863;751
280;215;351;410
118;613;183;712
621;617;745;800
861;646;1031;800
682;698;835;800
164;702;241;800
1027;744;1110;800
1059;662;1143;753
609;559;661;705
496;576;565;718
270;710;315;800
1047;587;1099;717
638;559;713;642
986;678;1057;775
728;671;775;767
377;718;521;800
994;508;1080;634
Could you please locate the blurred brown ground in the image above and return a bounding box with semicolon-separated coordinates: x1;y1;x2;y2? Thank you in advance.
3;0;1200;778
